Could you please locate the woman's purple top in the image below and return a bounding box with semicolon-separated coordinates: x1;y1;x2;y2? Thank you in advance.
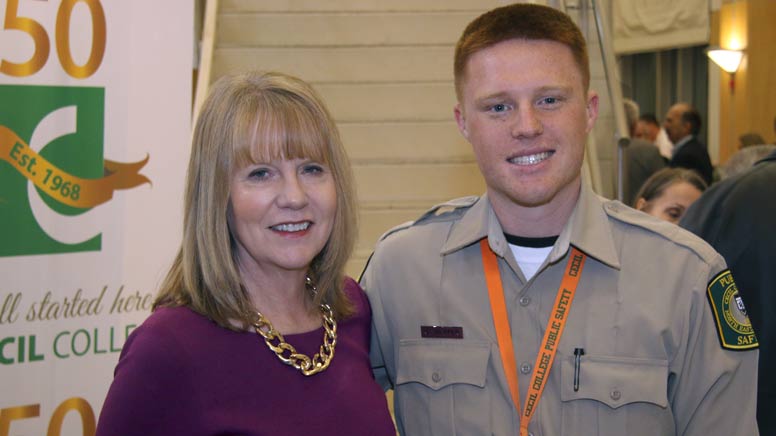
95;278;395;436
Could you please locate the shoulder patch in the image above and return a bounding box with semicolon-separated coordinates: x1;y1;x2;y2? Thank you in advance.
706;270;759;350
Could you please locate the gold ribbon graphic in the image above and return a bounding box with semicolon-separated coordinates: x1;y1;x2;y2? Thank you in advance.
0;125;150;209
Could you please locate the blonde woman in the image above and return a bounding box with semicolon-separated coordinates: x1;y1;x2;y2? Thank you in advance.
96;71;395;436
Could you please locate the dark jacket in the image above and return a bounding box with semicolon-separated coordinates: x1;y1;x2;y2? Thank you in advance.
669;136;713;185
681;150;776;434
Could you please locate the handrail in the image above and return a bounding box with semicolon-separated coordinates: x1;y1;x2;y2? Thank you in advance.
192;0;219;124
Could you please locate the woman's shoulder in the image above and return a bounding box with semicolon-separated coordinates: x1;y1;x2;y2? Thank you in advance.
123;306;220;357
139;305;211;335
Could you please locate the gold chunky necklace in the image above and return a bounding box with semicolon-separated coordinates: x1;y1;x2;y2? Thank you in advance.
252;277;337;376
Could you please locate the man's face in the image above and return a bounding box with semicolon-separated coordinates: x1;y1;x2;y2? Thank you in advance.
454;39;598;212
635;120;659;142
663;104;690;144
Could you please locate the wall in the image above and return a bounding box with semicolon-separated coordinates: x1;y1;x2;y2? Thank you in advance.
714;0;776;163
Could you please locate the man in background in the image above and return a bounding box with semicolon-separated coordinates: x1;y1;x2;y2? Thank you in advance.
635;113;673;159
663;102;714;184
681;149;776;435
622;99;666;205
634;113;660;142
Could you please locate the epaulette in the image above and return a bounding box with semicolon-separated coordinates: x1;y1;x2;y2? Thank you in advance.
415;195;479;223
377;195;480;242
601;199;717;263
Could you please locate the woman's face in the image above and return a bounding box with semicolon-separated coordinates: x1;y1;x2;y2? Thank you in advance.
228;155;337;277
636;181;703;224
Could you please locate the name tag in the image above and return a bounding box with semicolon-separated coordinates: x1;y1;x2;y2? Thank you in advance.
421;325;464;339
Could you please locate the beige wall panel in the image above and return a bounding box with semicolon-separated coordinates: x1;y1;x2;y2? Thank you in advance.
316;83;457;122
594;110;616;198
597;159;616;201
212;47;453;83
589;59;616;198
588;44;606;82
340;121;473;164
218;13;477;47
221;0;502;13
594;105;615;147
353;163;485;204
745;0;776;145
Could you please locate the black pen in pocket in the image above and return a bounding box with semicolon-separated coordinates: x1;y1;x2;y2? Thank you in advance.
573;348;585;392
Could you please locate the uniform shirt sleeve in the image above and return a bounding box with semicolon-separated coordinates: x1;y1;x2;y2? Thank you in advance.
668;255;759;436
360;260;393;392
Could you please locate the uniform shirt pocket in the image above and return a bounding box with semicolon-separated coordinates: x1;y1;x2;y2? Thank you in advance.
559;354;673;436
395;339;490;436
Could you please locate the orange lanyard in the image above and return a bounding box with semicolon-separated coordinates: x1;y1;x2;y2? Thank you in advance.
480;239;586;436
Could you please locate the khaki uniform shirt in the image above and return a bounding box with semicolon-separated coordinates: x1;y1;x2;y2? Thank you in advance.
362;182;759;436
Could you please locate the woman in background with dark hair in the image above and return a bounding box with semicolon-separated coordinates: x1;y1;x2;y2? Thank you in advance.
95;71;395;436
634;167;707;224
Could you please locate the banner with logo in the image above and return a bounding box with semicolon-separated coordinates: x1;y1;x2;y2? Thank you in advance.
0;1;192;434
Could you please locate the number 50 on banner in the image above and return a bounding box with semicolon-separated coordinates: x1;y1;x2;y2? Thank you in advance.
1;0;105;78
0;399;95;436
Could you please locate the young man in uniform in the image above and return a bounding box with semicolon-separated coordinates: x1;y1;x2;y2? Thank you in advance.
361;4;759;436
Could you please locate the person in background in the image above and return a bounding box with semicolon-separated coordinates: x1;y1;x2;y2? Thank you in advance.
635;113;673;159
633;167;707;224
361;4;759;436
95;71;395;436
719;144;776;179
622;99;666;206
681;149;776;435
663;102;714;185
737;132;766;149
634;113;660;142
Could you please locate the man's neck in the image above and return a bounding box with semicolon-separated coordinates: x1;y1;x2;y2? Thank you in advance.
489;178;581;237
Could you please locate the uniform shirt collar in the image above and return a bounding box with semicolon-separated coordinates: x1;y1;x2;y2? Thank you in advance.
440;179;620;270
552;179;620;269
440;194;499;255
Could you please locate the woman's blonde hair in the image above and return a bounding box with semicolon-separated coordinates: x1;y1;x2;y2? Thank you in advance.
154;71;357;329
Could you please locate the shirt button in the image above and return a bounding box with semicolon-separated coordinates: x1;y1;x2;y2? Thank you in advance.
520;362;532;374
610;389;621;401
519;296;531;306
432;372;442;383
